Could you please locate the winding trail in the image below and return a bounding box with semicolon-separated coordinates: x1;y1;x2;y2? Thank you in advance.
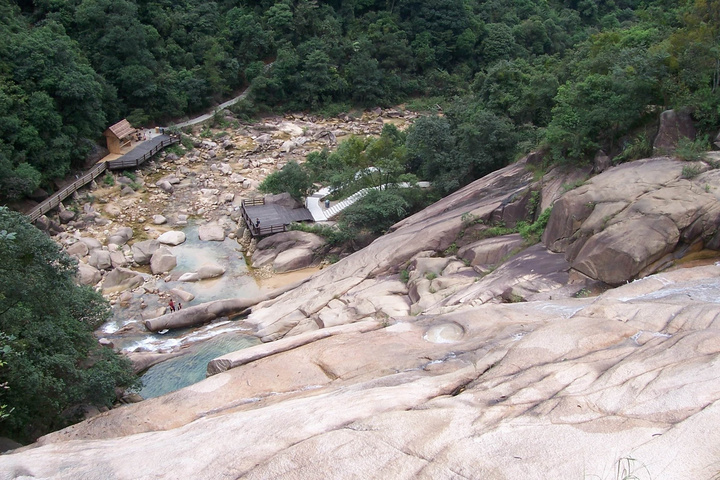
168;62;273;129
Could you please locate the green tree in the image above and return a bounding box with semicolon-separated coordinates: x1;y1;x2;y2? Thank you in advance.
258;161;315;201
0;208;137;442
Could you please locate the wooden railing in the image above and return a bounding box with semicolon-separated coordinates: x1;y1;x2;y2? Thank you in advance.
106;136;179;170
28;162;108;223
27;135;180;223
241;198;289;237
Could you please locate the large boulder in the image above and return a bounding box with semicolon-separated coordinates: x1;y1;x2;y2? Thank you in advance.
458;234;526;268
198;224;225;242
131;239;160;265
653;109;696;155
252;231;326;269
542;158;720;285
108;227;133;246
76;263;101;286
273;248;315;273
79;237;102;250
196;263;226;279
150;247;177;275
102;267;144;292
88;249;112;270
66;241;89;258
157;231;186;246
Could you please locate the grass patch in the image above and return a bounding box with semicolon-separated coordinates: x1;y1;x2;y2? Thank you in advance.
103;172;115;186
681;165;702;179
404;96;446;113
675;135;709;162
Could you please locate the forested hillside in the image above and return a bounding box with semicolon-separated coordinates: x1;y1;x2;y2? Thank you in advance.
1;0;718;200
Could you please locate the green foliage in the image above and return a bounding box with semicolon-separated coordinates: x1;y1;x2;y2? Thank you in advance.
681;165;702;179
399;269;410;283
103;172;115;187
614;132;653;163
674;136;709;162
0;208;138;442
517;207;553;244
258;161;315;202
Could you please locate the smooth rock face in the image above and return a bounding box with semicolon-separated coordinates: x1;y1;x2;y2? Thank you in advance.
76;263;101;286
131;239;160;265
198;224;225;241
66;241;89;258
102;267;144;292
150;247;177;274
8;267;720;480
252;231;326;269
653;108;696;155
457;234;525;267
196;263;226;279
88;249;112;270
157;231;186;246
542;158;720;285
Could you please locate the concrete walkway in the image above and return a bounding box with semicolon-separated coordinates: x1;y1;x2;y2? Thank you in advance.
305;182;431;222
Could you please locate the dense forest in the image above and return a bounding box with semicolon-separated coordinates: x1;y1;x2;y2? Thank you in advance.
1;0;718;200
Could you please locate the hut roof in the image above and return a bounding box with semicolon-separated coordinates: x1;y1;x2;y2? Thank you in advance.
104;119;135;139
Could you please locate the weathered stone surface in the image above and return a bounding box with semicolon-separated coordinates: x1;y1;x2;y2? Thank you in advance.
252;231;326;269
102;267;144;292
11;267;720;480
169;288;195;302
88;249;112;270
272;248;314;272
198;224;225;241
109;250;128;268
177;272;200;282
196;263;226;279
152;215;167;225
593;149;612;173
458;234;526;267
108;227;133;246
150;247;177;275
155;180;174;193
76;263;101;286
157;231;186;246
653;109;696;155
79;237;102;250
66;241;89;258
58;209;75;224
542;157;720;284
131;239;160;265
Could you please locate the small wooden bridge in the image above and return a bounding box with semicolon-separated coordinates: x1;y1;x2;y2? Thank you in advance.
241;198;313;237
27;135;179;223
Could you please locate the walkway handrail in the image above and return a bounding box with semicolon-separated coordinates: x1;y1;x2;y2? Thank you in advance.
28;162;108;223
27;135;180;223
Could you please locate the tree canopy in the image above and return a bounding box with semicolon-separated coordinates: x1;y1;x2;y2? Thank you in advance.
0;207;138;442
0;0;718;198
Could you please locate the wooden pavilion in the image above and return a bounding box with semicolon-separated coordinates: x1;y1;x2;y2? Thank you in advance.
103;119;136;154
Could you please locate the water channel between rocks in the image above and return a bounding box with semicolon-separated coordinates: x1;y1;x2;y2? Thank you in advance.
99;223;265;399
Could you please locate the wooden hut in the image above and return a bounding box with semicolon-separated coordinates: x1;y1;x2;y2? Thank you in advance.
103;119;136;154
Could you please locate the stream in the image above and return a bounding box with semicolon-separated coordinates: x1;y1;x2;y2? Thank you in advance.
98;223;264;399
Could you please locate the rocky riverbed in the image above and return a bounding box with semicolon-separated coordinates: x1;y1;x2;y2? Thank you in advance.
6;108;720;477
30;108;417;382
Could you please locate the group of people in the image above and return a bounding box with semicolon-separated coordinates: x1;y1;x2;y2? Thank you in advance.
168;299;182;312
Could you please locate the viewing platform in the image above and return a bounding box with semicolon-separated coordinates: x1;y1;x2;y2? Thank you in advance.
241;198;313;237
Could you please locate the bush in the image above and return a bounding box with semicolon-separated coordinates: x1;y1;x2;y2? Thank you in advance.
103;173;115;186
517;207;553;244
675;136;709;162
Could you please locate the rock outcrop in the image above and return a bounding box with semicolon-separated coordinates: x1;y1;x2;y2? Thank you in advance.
5;266;720;479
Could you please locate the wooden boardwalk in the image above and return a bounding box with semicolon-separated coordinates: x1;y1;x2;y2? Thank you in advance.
241;198;313;237
27;135;179;223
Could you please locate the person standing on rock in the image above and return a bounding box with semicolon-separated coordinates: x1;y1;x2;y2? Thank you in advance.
178;302;182;310
168;299;175;312
255;218;260;230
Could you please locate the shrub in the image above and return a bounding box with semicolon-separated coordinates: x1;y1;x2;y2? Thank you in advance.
103;173;115;186
675;136;709;162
